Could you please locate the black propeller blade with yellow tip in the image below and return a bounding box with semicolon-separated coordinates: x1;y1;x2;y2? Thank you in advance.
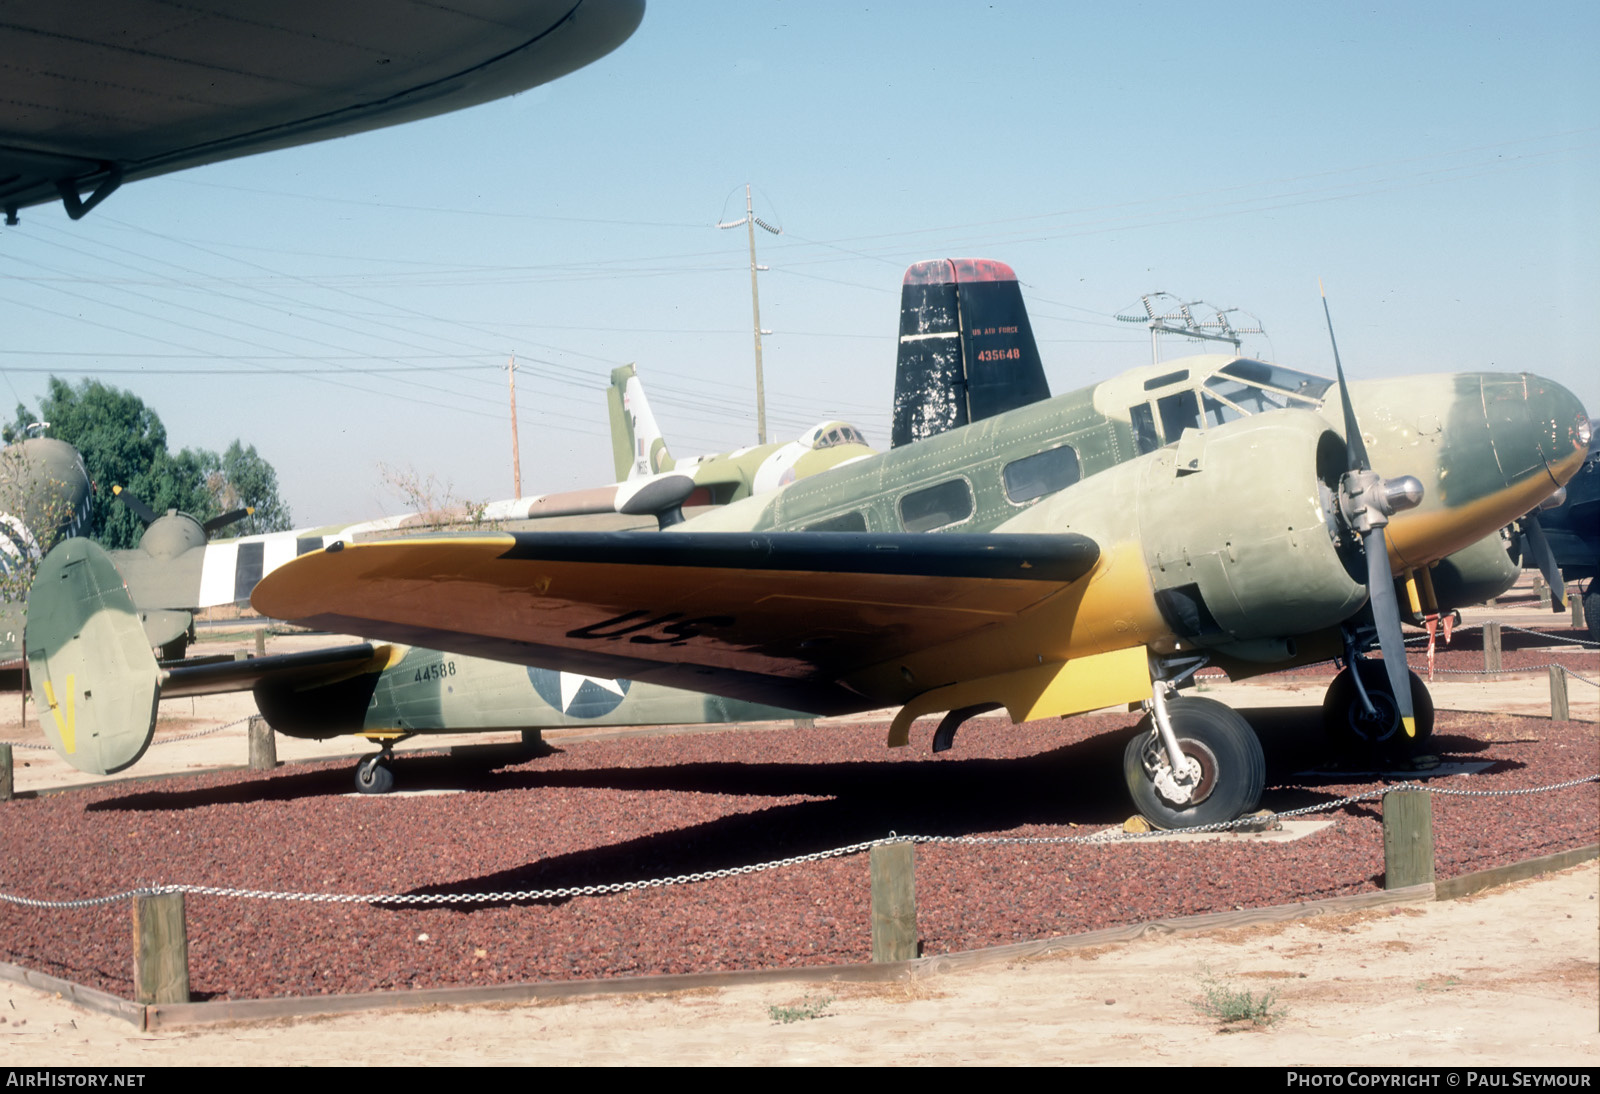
1321;282;1425;737
110;483;158;524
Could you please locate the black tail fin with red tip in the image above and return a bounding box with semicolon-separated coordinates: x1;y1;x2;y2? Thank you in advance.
892;258;1050;448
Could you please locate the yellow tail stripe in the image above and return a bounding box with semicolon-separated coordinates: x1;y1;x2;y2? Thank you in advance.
43;675;76;754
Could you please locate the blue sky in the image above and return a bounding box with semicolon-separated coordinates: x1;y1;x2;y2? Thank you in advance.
2;1;1595;525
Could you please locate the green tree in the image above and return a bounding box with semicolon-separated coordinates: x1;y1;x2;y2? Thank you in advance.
207;441;292;536
8;378;291;548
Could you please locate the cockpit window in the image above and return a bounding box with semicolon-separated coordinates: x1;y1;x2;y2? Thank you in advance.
1218;360;1332;402
812;425;867;451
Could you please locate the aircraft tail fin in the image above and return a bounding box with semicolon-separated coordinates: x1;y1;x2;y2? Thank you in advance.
24;537;160;775
892;259;1051;448
607;364;675;481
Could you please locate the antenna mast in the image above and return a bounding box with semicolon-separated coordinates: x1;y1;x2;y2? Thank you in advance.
718;184;781;444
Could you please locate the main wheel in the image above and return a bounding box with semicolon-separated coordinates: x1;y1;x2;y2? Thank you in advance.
354;755;394;794
1122;696;1265;829
1323;661;1435;754
1584;582;1599;646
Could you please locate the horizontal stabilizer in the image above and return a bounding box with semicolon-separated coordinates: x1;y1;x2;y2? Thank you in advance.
161;642;387;700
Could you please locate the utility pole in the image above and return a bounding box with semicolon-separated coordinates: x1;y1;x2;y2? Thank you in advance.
718;184;780;444
507;354;522;497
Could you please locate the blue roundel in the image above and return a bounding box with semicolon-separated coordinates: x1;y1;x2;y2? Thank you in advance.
526;667;633;718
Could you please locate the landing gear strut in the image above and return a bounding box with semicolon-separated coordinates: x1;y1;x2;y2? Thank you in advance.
1123;690;1265;829
354;750;395;794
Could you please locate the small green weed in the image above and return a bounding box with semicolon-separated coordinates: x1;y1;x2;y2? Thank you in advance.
1191;966;1287;1030
767;995;834;1024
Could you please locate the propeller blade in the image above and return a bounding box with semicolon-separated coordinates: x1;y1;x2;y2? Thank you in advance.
202;507;254;535
1364;526;1416;737
1520;512;1567;612
1319;280;1371;471
111;484;159;525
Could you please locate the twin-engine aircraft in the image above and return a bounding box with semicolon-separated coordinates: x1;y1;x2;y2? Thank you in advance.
241;262;1588;827
25;258;1587;823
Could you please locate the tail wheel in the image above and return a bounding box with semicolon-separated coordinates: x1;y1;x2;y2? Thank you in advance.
1122;696;1265;829
1323;661;1434;753
355;754;394;794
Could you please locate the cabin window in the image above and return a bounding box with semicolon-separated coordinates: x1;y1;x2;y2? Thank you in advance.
1003;445;1081;504
1131;403;1161;454
899;479;974;533
804;510;867;533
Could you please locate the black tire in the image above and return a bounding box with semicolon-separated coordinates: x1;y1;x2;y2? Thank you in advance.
1122;696;1265;829
355;755;394;795
1584;583;1599;647
1323;662;1435;754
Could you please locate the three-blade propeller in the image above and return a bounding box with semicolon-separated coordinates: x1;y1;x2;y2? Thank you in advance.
1321;283;1425;736
112;485;254;537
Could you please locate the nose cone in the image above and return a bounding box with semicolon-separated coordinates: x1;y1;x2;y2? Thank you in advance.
1361;372;1589;569
1512;373;1591;487
1437;373;1588;504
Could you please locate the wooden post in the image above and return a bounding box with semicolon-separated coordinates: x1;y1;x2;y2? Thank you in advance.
1534;574;1551;610
247;714;276;770
254;628;266;657
1483;620;1502;673
1382;789;1434;890
870;841;918;962
0;743;11;802
1574;594;1587;632
133;892;189;1004
1549;666;1570;722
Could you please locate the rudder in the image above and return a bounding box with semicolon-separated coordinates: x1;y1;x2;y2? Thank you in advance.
608;364;675;480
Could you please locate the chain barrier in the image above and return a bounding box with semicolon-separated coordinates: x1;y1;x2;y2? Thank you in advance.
3;774;1593;911
1;717;247;752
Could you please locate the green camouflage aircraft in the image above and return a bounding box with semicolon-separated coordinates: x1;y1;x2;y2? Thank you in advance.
0;437;94;666
23;259;1574;814
22;363;879;789
242;261;1589;828
608;363;876;504
25;535;800;788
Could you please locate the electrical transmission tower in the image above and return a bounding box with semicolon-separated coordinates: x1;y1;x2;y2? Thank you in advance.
1115;292;1265;366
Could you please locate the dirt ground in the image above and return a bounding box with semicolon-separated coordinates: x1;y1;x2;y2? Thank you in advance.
2;595;1596;1066
1;862;1595;1066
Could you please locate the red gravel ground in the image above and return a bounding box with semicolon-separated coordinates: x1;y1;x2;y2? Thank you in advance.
1;683;1594;1003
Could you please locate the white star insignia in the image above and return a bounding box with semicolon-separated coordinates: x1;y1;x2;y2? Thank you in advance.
558;673;627;713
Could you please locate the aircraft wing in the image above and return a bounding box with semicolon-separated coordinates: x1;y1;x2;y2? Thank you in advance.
1;0;644;218
251;530;1101;714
